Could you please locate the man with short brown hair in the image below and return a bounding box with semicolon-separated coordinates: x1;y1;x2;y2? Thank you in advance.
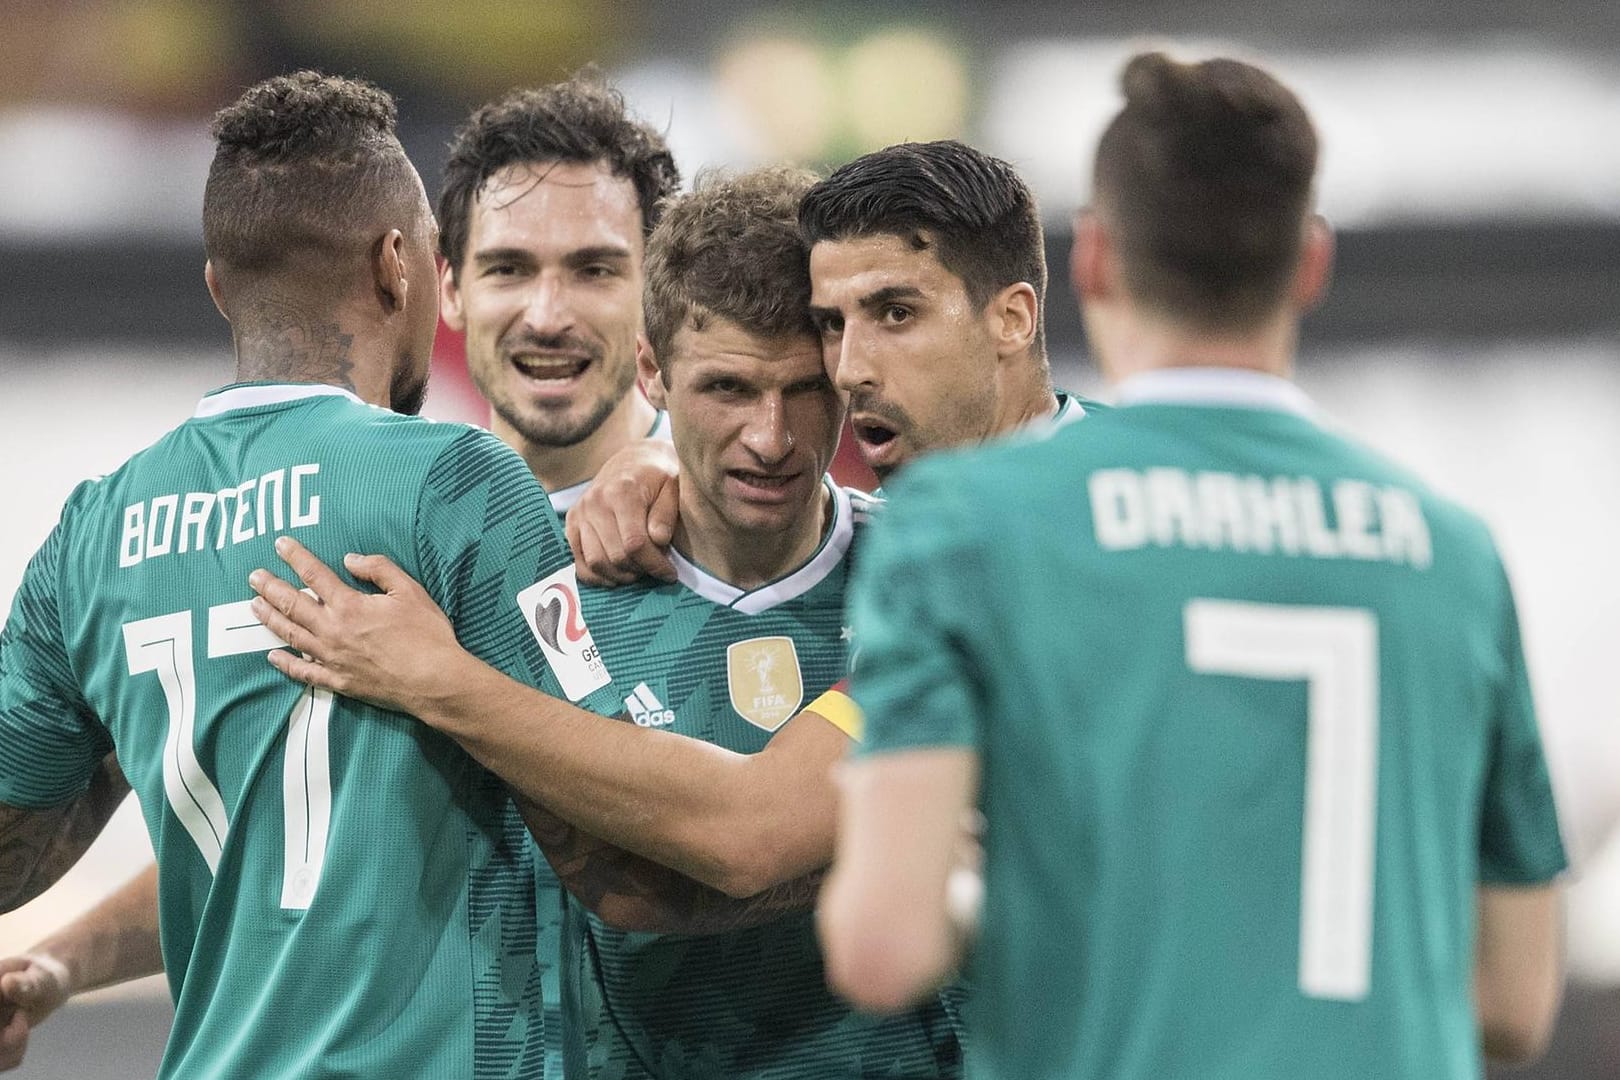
821;51;1566;1080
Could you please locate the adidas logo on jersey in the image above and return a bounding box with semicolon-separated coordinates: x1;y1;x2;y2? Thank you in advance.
624;683;675;728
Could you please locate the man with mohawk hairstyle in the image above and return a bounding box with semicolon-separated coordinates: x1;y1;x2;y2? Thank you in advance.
0;71;583;1078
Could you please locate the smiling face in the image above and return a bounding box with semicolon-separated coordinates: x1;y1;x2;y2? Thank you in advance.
648;316;842;557
808;232;1000;481
441;159;644;452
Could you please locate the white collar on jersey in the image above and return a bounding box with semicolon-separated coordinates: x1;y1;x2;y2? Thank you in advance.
1114;368;1318;419
1022;389;1092;443
194;383;365;419
545;410;674;515
670;478;853;614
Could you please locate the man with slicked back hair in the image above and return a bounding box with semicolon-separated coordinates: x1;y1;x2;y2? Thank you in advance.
823;51;1566;1080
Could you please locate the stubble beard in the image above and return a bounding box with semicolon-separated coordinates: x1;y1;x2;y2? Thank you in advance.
495;357;639;448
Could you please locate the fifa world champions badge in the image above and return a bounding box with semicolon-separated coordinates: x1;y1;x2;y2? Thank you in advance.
727;636;804;732
517;565;612;700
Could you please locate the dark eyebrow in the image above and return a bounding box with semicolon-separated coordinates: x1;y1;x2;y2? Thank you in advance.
807;304;842;324
564;245;633;269
471;247;535;268
858;285;925;312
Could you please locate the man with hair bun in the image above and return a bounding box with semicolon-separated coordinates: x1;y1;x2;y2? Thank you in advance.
0;71;577;1077
822;50;1566;1080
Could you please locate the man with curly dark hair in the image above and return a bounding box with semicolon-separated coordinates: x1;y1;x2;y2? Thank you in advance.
435;72;682;513
0;71;585;1078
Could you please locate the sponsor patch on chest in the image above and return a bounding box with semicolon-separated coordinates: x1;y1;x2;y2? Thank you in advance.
517;564;612;701
726;636;804;732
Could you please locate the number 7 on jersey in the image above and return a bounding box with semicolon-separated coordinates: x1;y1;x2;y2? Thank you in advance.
123;602;333;911
1185;599;1379;1002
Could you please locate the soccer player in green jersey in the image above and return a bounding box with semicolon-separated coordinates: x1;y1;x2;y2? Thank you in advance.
0;73;681;1077
245;167;965;1078
436;74;680;515
0;72;589;1078
569;139;1100;581
242;141;1097;925
820;51;1567;1080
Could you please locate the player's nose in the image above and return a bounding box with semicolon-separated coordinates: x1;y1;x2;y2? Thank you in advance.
831;325;878;393
520;272;576;337
740;395;794;463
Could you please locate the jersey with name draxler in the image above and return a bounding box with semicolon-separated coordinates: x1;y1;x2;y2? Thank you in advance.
528;480;962;1080
851;369;1566;1080
0;382;572;1080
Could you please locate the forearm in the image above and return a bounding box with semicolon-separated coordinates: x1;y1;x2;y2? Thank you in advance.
819;753;974;1013
1475;883;1563;1063
421;654;829;896
27;864;163;994
0;754;130;912
516;798;821;933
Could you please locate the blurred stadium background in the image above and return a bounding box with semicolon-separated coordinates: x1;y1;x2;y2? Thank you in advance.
1;1;1617;1076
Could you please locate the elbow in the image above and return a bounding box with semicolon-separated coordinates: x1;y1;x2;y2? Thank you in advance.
818;900;946;1014
708;850;786;900
688;825;806;900
1478;981;1562;1066
1481;1009;1557;1066
824;942;937;1015
1481;1023;1552;1066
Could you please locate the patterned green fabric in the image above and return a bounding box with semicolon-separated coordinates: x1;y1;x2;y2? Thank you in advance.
852;374;1566;1080
0;383;567;1079
540;481;963;1079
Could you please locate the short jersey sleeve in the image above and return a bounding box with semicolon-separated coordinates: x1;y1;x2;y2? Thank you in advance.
1477;561;1567;884
414;428;571;687
848;459;986;758
0;512;112;808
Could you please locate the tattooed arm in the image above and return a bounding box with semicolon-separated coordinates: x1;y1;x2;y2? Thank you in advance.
517;798;823;935
0;754;130;914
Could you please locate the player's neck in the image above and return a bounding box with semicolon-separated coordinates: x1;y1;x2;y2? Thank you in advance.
993;359;1061;436
672;482;831;592
232;305;397;409
497;391;658;495
1103;309;1297;383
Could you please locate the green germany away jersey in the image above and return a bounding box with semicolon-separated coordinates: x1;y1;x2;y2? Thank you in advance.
850;369;1566;1080
530;406;674;1077
530;480;962;1079
0;383;572;1079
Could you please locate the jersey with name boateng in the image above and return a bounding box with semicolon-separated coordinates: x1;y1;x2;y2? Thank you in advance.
0;382;571;1079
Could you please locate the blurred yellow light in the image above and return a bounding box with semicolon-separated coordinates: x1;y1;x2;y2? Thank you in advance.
111;0;238;100
715;36;838;161
280;0;629;97
843;28;968;150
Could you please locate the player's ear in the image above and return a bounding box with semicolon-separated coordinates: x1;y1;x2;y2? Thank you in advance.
203;260;228;322
1070;208;1113;304
1291;214;1335;313
439;258;467;333
373;229;408;315
989;280;1039;360
636;334;668;408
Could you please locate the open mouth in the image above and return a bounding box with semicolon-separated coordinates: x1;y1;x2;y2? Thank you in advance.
510;353;591;382
729;469;800;498
851;416;901;452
